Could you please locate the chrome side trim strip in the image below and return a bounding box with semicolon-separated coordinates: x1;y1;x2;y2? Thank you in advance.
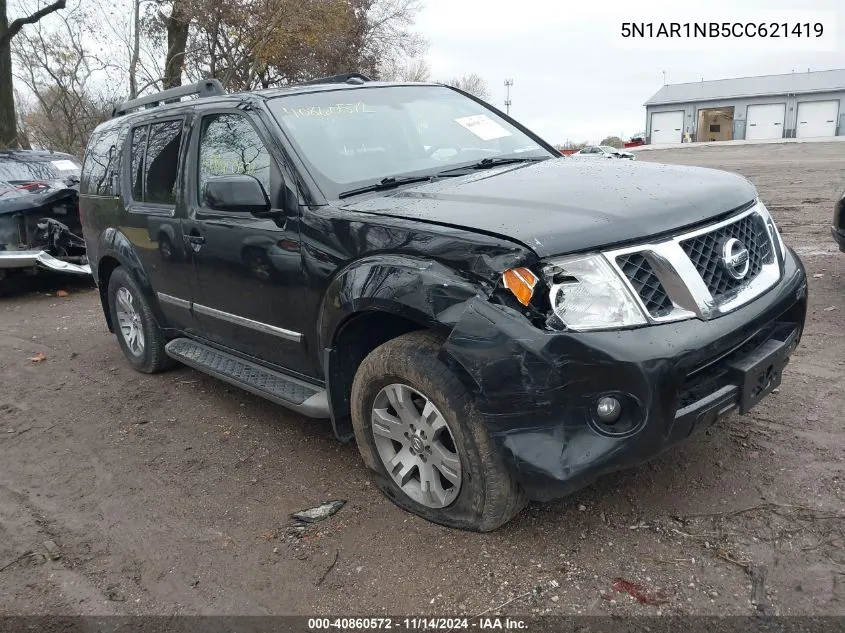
157;292;191;310
192;302;302;343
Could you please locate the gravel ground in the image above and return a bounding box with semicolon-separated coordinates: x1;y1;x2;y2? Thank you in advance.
1;142;843;617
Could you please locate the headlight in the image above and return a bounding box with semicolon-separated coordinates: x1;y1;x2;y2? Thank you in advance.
543;253;647;331
756;200;787;261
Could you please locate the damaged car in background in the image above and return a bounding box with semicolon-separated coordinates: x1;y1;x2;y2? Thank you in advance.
0;150;91;289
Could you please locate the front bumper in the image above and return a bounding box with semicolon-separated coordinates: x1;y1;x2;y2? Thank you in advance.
444;248;807;501
0;249;91;275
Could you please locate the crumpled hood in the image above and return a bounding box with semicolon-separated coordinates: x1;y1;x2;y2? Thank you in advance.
342;159;758;257
0;179;78;215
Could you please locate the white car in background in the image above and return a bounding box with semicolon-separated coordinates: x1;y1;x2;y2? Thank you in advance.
569;145;636;160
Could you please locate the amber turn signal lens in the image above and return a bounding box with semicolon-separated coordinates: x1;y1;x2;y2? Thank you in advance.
502;267;538;306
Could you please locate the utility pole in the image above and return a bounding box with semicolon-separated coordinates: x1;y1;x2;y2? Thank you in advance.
504;78;513;115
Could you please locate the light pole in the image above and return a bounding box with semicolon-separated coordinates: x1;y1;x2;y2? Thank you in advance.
504;79;513;115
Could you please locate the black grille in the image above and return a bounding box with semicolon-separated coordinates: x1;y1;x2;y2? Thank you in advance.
680;213;773;302
617;253;674;317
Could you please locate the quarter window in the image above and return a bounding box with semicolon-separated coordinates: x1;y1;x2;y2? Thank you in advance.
82;128;119;195
130;126;146;201
197;114;271;202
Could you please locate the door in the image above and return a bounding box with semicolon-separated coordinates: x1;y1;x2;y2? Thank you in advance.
650;111;684;144
184;110;311;375
745;104;785;140
122;116;201;332
796;100;839;138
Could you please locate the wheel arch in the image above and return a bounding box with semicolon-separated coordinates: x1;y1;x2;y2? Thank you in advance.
95;228;167;333
320;256;487;442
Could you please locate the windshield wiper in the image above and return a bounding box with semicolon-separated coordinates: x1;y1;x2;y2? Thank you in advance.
437;156;549;175
338;175;440;199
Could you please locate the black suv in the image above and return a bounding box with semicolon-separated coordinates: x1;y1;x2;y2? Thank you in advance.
80;76;807;531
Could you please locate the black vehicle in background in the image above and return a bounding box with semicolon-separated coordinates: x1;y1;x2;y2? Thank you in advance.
80;76;807;531
0;150;90;287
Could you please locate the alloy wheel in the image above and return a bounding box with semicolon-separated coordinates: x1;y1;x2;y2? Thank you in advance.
371;383;462;508
114;286;145;356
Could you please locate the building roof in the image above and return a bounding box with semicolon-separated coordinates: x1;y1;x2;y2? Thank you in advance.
645;68;845;106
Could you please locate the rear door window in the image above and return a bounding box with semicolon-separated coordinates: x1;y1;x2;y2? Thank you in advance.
145;121;183;204
128;119;184;206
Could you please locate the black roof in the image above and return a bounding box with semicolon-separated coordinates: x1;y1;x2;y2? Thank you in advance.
98;80;444;131
253;80;440;100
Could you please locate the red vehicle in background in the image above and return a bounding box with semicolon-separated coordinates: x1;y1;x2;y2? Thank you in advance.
624;134;645;149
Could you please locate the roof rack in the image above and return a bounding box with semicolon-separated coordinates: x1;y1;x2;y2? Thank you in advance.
300;73;372;86
111;79;225;118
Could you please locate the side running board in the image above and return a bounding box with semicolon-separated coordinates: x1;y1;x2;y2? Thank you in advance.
165;338;330;419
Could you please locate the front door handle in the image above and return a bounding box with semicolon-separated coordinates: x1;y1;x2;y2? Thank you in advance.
183;234;205;245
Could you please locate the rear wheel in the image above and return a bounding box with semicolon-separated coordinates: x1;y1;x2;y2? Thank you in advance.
351;331;525;531
107;267;172;373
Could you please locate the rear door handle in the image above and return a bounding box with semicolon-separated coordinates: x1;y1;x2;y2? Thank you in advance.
183;235;205;245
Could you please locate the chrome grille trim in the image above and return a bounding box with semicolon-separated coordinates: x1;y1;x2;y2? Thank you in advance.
604;201;782;324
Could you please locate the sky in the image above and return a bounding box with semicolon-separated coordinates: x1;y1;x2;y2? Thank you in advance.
416;0;844;144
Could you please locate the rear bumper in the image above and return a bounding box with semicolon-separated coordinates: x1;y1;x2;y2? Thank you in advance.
0;249;91;275
444;248;807;501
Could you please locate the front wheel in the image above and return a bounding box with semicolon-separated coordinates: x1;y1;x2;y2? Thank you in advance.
351;331;525;531
107;267;172;374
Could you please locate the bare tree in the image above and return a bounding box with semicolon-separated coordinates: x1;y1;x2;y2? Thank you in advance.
12;3;117;155
161;0;190;87
1;0;67;147
442;73;489;100
92;0;165;98
379;56;430;81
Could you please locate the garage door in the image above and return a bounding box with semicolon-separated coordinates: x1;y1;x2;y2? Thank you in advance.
796;100;839;138
650;111;684;144
745;104;785;140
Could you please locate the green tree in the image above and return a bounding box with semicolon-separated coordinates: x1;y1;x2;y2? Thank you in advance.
599;136;624;149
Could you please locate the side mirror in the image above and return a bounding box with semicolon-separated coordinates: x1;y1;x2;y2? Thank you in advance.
202;175;271;215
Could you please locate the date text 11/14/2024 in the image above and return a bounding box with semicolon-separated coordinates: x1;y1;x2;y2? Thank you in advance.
308;617;528;630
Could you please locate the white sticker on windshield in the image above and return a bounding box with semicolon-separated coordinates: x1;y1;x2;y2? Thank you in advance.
454;115;512;141
51;159;78;171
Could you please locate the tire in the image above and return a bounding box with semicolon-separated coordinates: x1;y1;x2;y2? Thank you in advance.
107;267;172;374
351;331;525;531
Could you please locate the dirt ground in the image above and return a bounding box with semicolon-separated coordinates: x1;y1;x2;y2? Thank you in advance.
1;142;843;618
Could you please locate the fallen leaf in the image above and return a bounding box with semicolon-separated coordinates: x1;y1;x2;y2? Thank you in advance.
259;530;276;540
56;290;69;297
611;577;669;606
29;352;47;363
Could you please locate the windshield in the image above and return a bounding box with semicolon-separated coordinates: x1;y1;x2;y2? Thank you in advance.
599;146;620;153
267;85;552;198
0;156;80;183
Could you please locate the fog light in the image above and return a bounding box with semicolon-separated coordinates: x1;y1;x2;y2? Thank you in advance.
596;397;622;424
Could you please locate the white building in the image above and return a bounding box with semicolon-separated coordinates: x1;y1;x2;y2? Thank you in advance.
644;69;845;144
